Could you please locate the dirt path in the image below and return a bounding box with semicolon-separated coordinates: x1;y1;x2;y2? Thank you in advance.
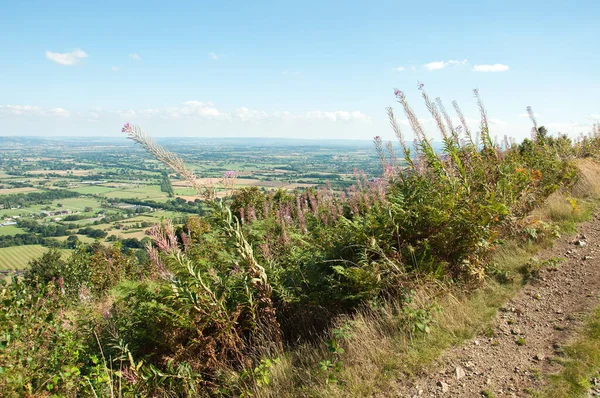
396;211;600;397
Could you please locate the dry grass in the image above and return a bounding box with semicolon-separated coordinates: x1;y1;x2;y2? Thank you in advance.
571;159;600;199
0;187;39;195
533;190;575;222
256;277;518;398
529;159;600;226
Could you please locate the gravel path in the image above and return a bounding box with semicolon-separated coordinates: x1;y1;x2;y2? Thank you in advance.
395;211;600;397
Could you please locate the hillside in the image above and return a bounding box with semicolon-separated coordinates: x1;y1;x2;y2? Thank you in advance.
1;90;600;397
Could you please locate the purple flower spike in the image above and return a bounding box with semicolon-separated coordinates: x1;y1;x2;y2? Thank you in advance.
417;82;424;90
393;88;402;97
121;122;132;133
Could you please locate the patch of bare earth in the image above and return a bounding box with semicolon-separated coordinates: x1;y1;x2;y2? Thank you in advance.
394;211;600;398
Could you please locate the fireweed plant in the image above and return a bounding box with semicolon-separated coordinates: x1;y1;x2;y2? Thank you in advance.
1;87;599;397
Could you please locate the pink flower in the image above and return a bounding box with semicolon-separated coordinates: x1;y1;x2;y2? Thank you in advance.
121;122;132;133
394;88;402;97
417;82;424;90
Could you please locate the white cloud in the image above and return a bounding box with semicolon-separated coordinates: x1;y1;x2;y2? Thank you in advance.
305;110;369;122
48;108;71;118
209;52;219;60
129;53;142;61
235;107;269;121
137;101;227;119
424;61;447;71
0;105;70;118
117;109;137;118
112;66;120;71
393;66;405;72
0;105;43;115
46;49;88;65
423;59;467;71
1;101;370;126
590;114;600;120
473;64;509;72
133;103;368;123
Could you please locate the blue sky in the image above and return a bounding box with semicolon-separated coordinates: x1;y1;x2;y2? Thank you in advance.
0;0;598;140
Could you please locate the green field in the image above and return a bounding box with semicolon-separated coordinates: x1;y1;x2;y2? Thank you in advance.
0;225;27;236
55;234;97;244
173;187;199;196
69;185;117;195
101;185;168;200
0;245;69;271
0;208;40;217
50;197;103;211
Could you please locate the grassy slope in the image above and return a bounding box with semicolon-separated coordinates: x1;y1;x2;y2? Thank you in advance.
254;160;600;397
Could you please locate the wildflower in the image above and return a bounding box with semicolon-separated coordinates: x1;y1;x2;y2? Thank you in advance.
180;232;190;251
222;170;237;192
121;367;137;383
394;88;402;97
121;122;132;133
417;82;424;90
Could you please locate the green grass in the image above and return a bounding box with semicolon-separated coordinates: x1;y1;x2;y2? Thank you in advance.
173;187;200;196
55;234;97;244
0;208;40;217
0;245;69;271
69;185;118;195
539;306;600;397
0;225;27;236
103;185;167;200
51;197;103;212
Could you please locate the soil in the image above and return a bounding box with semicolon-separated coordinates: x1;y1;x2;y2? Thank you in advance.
394;211;600;397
